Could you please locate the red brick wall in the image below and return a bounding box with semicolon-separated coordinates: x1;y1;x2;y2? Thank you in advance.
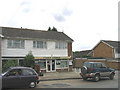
69;65;72;71
68;43;72;57
93;42;114;58
73;59;120;70
56;68;68;72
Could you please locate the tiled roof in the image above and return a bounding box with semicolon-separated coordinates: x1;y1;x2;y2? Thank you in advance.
73;50;92;59
1;27;73;42
102;40;120;53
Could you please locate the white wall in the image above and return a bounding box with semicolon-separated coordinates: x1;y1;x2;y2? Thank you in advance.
115;53;120;58
2;39;68;57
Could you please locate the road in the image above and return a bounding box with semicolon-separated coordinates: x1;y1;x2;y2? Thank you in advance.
36;76;118;88
4;71;119;89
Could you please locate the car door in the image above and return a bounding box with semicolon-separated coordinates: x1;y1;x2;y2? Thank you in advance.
20;69;36;87
100;63;109;77
2;69;21;88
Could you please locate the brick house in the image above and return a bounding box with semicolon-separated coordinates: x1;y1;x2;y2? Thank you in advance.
73;40;120;69
88;40;120;59
0;26;73;72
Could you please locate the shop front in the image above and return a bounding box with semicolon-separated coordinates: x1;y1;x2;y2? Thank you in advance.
35;57;71;72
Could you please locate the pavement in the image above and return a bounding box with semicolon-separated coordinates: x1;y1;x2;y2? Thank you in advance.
39;69;119;81
39;71;82;81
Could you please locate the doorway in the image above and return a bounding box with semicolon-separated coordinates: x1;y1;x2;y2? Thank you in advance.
46;60;56;72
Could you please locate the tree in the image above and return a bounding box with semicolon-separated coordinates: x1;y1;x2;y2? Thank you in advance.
48;26;57;31
52;26;57;31
48;27;51;31
23;51;35;68
2;59;18;72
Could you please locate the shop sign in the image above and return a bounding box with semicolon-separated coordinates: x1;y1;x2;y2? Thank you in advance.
35;56;71;59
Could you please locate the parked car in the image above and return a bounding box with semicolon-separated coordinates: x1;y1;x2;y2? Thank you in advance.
1;67;40;89
80;62;115;82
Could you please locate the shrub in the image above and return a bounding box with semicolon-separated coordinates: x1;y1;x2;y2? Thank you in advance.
2;59;18;72
23;51;35;68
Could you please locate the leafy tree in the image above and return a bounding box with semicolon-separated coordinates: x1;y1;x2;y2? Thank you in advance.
23;51;35;68
48;27;51;31
2;60;18;72
52;26;57;31
48;26;57;31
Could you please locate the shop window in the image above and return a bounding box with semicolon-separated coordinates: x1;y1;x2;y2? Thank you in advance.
39;61;46;70
56;60;61;68
61;61;68;68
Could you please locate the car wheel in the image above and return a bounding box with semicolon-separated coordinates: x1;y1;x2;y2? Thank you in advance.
29;81;36;88
94;74;100;82
109;73;114;80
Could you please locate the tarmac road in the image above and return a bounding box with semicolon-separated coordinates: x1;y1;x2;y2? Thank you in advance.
37;76;118;88
3;71;119;89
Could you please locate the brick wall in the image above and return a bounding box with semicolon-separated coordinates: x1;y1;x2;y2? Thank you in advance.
92;42;114;58
56;68;68;72
69;65;72;71
68;43;72;57
73;59;120;70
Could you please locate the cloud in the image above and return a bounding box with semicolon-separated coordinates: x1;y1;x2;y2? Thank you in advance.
62;8;73;16
53;14;66;22
53;8;73;22
22;8;31;13
20;1;31;6
20;1;32;13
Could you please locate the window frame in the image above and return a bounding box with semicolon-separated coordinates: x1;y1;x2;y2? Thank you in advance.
33;41;47;49
22;69;36;76
7;39;25;49
55;42;67;49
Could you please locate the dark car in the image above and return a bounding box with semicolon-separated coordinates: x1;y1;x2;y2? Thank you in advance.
1;67;40;89
80;62;115;82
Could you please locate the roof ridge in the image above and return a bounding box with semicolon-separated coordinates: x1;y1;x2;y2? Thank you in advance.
1;26;73;42
101;40;118;42
1;26;46;32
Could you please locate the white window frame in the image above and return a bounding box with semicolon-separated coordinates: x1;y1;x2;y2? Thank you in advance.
33;41;47;49
55;42;67;49
7;39;25;48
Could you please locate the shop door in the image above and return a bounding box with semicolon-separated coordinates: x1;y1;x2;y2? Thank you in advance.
52;60;55;71
47;60;56;72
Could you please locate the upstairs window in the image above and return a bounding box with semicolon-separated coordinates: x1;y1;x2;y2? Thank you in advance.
7;39;25;48
33;41;47;49
55;42;67;49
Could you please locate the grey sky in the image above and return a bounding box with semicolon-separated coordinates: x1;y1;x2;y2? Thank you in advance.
0;0;119;51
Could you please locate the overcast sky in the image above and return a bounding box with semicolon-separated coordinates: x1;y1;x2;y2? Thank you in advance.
0;0;119;51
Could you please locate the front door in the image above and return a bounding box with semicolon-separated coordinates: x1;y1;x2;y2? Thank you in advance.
47;60;56;72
